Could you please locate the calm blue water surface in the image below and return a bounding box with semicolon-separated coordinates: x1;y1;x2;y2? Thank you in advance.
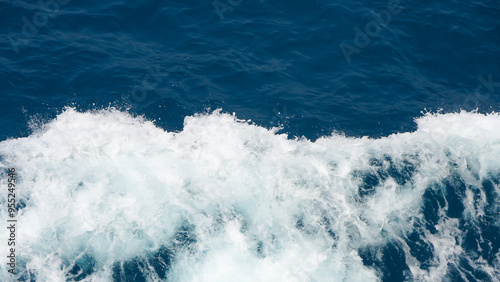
1;0;500;281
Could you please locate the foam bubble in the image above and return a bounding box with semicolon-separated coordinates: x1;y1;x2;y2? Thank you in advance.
0;108;499;281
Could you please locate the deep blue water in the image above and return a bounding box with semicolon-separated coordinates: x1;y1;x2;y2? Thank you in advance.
1;0;500;281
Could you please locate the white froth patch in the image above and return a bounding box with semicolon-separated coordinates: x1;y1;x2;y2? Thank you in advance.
0;108;499;281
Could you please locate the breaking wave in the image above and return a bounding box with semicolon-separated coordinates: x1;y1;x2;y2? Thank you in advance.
1;108;499;281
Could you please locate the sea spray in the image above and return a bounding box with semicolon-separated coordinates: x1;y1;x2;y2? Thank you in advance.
0;108;499;281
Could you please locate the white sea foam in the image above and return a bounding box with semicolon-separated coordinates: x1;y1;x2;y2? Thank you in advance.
0;108;499;281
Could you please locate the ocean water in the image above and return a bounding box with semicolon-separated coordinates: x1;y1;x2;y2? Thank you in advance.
1;0;499;281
